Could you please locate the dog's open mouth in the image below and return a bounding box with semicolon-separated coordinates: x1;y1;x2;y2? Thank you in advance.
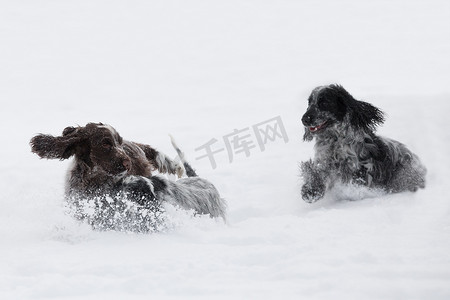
309;121;328;132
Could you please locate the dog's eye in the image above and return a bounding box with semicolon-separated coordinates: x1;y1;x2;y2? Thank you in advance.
318;99;329;109
102;139;113;149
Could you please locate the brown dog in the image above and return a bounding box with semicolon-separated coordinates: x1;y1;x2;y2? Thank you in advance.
30;122;184;198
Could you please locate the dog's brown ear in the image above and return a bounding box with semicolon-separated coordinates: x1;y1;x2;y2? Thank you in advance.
62;126;77;136
30;126;84;160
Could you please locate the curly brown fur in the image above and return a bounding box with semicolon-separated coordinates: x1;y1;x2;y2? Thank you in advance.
30;123;183;199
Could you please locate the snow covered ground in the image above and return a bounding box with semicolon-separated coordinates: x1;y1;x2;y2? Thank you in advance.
1;0;450;299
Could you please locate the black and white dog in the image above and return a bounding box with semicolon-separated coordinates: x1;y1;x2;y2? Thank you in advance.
300;84;426;202
120;136;227;221
81;137;226;231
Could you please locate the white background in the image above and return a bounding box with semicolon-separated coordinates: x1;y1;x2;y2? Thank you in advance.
1;1;449;299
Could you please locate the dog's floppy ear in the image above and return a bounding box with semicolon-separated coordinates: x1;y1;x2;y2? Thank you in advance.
330;84;384;130
30;126;85;160
349;99;385;131
303;127;313;142
331;85;385;131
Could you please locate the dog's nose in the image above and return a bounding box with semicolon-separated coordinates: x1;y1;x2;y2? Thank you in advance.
123;159;131;171
302;114;312;126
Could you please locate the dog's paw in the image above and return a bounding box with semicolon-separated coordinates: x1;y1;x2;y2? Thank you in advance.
165;160;185;178
301;182;325;203
156;153;184;177
122;176;155;205
300;159;327;202
175;162;185;178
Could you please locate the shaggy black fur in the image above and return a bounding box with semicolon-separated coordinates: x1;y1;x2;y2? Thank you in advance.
300;84;426;202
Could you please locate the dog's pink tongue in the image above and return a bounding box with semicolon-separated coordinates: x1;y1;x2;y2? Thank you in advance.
309;121;326;132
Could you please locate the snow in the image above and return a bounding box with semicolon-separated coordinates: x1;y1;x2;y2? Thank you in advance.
1;0;450;299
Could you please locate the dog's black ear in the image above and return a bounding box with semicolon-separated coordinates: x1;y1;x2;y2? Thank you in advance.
30;126;85;160
349;99;385;130
331;85;384;131
303;127;313;142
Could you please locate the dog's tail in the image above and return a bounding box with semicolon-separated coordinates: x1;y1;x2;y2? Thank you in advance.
169;135;198;177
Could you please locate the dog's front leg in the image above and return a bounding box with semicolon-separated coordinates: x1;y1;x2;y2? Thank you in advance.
300;160;327;203
119;175;156;206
